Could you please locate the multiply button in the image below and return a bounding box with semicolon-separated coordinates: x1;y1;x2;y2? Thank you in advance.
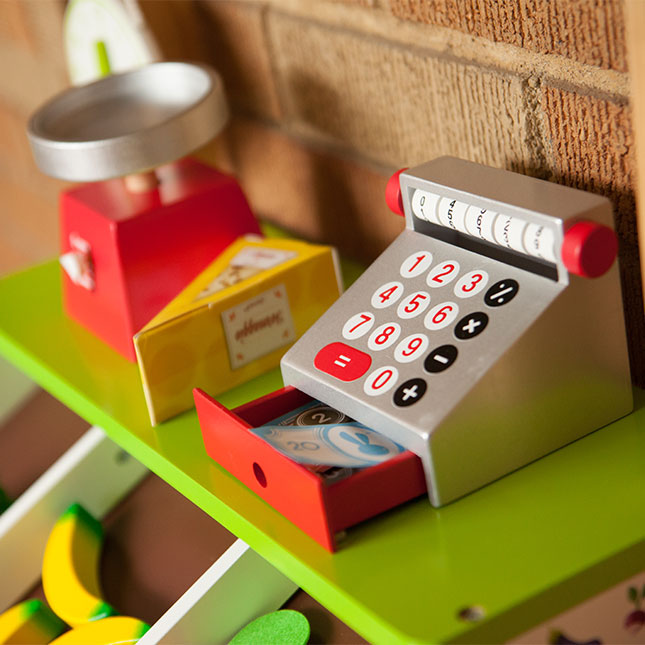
484;279;519;307
454;312;488;340
424;344;458;373
393;378;427;407
314;342;372;382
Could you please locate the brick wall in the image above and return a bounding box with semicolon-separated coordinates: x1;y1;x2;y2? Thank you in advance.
0;0;643;384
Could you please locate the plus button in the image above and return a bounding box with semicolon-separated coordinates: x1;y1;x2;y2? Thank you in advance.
402;385;419;401
393;378;427;407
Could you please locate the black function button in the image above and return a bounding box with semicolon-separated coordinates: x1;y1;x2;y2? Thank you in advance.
393;378;427;407
454;312;489;340
424;344;458;373
484;279;519;307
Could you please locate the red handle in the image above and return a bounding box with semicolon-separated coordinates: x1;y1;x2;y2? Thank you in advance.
385;168;407;216
561;220;618;278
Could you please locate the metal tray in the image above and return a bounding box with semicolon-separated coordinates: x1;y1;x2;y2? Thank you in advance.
27;62;228;182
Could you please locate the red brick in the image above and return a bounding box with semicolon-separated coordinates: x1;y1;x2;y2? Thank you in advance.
210;115;405;264
0;101;33;170
542;87;635;241
0;177;59;275
140;1;281;121
542;86;644;384
267;13;540;172
389;0;627;72
193;1;282;120
0;1;33;52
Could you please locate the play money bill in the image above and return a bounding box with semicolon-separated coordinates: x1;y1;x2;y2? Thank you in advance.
267;401;353;427
251;421;405;468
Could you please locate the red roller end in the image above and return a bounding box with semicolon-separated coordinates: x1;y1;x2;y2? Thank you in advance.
561;220;618;278
385;168;407;216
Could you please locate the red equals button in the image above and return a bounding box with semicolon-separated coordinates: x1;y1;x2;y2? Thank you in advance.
314;342;372;382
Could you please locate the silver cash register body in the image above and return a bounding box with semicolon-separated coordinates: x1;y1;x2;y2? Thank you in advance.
281;157;633;506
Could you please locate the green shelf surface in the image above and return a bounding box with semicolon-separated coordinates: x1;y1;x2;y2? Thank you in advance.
0;260;643;643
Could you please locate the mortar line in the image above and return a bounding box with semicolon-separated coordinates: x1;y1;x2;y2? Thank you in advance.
258;0;629;104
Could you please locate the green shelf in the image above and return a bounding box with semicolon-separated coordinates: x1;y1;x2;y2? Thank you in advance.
0;260;643;643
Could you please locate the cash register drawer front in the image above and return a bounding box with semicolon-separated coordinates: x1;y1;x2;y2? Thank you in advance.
194;387;426;552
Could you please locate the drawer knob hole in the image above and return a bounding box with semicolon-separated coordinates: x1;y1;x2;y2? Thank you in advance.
253;462;267;488
457;605;486;622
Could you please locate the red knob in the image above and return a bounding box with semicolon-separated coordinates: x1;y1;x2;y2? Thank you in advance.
561;220;618;278
385;168;407;216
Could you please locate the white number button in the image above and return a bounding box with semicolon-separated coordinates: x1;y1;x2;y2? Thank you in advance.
342;312;375;340
426;261;460;288
367;323;401;351
454;270;489;298
397;291;431;319
424;301;459;331
371;281;404;309
399;251;433;279
363;366;399;397
394;334;429;363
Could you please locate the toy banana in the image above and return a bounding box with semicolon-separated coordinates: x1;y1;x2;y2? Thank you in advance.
0;599;65;644
42;503;116;627
49;616;150;644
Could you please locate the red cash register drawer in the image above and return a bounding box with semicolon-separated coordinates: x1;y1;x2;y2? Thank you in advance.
194;386;426;551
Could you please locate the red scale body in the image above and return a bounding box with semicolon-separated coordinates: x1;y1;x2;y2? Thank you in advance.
60;158;260;361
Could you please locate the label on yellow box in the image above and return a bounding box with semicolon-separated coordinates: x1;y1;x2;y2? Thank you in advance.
222;284;296;369
134;236;342;425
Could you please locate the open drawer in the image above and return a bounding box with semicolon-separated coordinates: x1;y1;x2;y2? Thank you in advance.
194;386;427;551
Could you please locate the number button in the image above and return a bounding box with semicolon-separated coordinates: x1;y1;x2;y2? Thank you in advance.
394;334;429;363
367;323;401;351
427;260;460;288
342;312;375;340
393;378;427;407
424;302;459;331
424;345;458;373
371;281;404;309
397;291;431;319
399;251;433;278
454;312;489;340
363;366;399;397
484;279;519;307
454;270;489;299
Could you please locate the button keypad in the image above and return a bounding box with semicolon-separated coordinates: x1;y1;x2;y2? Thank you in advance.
314;244;521;413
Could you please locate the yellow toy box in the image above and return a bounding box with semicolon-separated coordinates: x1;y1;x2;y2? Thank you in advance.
134;236;342;425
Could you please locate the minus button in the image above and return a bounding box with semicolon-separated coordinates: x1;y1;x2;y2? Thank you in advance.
424;344;458;373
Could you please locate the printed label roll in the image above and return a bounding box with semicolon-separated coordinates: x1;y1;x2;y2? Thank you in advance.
410;188;557;263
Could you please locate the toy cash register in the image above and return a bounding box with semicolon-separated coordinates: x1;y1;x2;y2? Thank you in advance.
281;157;633;506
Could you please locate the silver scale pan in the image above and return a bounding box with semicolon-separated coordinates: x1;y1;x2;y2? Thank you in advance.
27;62;228;183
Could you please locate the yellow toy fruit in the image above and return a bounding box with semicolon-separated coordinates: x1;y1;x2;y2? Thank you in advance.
42;503;116;627
0;599;65;644
50;616;150;644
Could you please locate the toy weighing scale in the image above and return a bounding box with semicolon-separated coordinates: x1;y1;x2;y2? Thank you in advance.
63;0;161;86
26;61;260;361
